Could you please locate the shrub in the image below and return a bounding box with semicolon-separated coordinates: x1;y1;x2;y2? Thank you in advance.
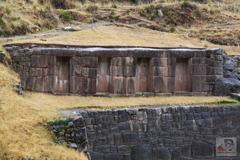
203;44;208;48
209;5;221;14
86;4;98;14
191;0;208;3
0;7;5;27
181;0;192;8
5;6;11;15
0;6;4;16
48;119;71;127
0;17;5;27
126;9;130;15
43;3;51;10
109;9;118;21
111;3;117;9
130;0;139;4
59;10;74;22
50;0;74;9
33;2;38;10
170;27;175;33
25;0;33;3
139;4;160;20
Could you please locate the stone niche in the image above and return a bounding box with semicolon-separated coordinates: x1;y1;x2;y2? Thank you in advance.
5;44;224;96
50;106;240;160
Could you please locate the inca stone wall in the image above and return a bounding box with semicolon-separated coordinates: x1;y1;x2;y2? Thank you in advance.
52;106;240;160
110;57;136;95
71;56;98;95
5;44;224;96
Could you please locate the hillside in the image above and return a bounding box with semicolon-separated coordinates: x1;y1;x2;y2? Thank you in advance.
4;24;240;56
1;0;240;54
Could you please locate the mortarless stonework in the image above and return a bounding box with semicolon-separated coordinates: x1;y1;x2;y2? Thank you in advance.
51;106;240;160
5;44;224;96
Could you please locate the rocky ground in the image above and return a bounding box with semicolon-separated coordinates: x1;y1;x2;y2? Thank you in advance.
214;54;240;95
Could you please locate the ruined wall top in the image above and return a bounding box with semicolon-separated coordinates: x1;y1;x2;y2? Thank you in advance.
5;43;224;57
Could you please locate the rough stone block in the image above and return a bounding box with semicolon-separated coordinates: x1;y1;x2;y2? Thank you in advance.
117;145;131;153
124;66;135;77
191;140;214;157
89;68;97;78
192;76;205;92
111;77;125;94
110;66;124;77
124;57;135;66
150;58;170;67
78;57;98;67
31;55;49;67
153;76;174;93
192;64;206;75
30;68;42;77
152;66;174;77
122;133;139;144
125;77;135;94
152;147;171;160
131;144;153;160
33;77;44;92
111;57;124;66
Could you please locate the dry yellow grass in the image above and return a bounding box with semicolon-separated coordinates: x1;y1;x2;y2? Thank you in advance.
26;93;236;109
9;25;240;55
0;63;87;160
9;25;212;47
0;61;237;160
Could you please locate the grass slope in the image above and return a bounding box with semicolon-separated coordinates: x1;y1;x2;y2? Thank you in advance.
0;63;87;160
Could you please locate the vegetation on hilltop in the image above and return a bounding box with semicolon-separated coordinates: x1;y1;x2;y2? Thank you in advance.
0;0;240;47
8;25;240;55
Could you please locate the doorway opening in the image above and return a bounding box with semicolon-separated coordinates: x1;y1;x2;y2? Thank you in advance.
55;56;70;93
175;58;191;92
96;57;110;94
135;58;150;93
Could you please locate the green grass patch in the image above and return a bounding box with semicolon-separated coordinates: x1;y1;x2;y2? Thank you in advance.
58;10;74;22
139;4;161;20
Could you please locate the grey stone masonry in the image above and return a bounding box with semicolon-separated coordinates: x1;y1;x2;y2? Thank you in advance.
50;105;240;160
5;44;223;96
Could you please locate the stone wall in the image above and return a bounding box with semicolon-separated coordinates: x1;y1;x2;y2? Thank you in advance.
51;106;240;160
71;56;98;95
5;44;224;95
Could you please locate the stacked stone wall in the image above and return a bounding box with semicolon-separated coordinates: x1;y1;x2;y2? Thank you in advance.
150;55;175;94
192;50;223;94
71;56;97;95
28;54;54;92
5;44;224;96
110;57;136;95
53;106;240;160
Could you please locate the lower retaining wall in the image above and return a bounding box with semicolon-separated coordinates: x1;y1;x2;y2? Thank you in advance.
50;106;240;160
